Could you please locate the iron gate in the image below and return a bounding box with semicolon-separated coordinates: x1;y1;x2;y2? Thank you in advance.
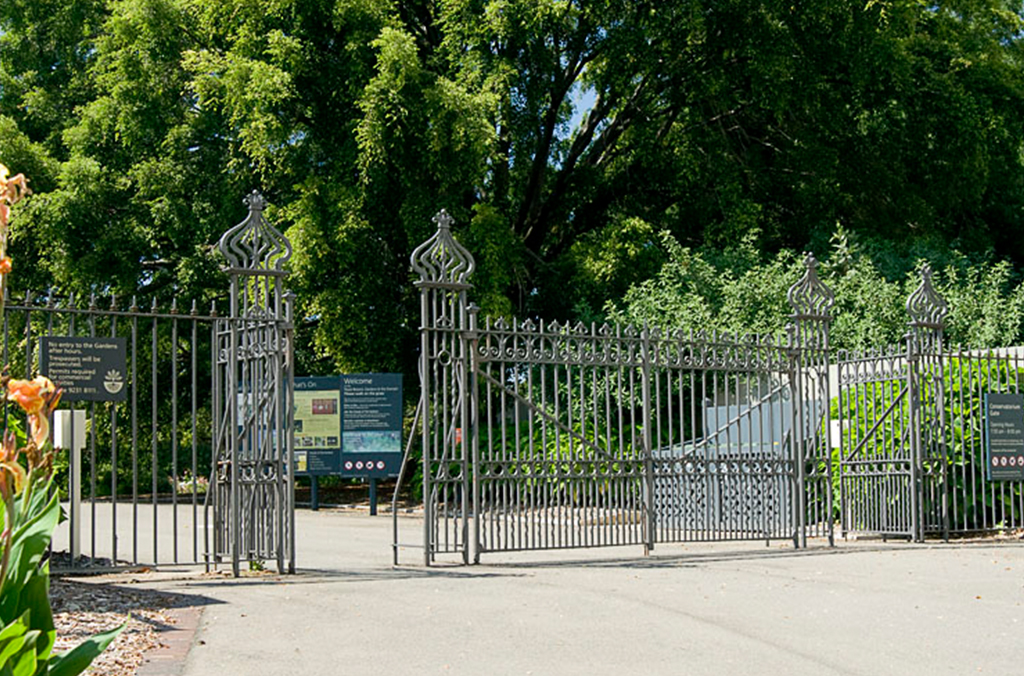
836;266;951;541
10;292;220;569
39;190;295;574
406;212;835;564
211;191;295;575
837;267;1024;540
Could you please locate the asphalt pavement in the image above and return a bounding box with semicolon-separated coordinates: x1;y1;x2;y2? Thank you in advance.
122;510;1024;676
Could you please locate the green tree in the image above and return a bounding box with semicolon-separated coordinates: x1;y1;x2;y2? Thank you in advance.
2;0;1024;383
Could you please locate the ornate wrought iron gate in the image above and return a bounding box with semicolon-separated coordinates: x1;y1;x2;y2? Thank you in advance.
836;267;948;541
836;343;917;538
37;191;294;574
837;267;1024;540
408;213;834;564
211;191;296;575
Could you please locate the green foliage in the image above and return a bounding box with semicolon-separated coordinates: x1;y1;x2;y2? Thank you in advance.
613;223;1024;351
3;0;1024;390
608;230;801;338
1;477;124;674
942;357;1024;527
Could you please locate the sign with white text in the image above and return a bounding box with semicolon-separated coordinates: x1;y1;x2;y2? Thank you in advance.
985;392;1024;482
340;373;403;478
292;374;402;478
40;337;127;402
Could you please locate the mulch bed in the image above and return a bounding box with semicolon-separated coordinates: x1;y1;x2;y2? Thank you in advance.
50;578;192;676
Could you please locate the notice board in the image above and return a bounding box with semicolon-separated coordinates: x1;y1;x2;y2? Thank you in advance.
294;377;342;476
293;373;402;478
40;337;128;402
985;392;1024;481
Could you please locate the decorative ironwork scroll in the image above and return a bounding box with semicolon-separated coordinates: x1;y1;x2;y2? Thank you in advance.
410;209;475;288
212;190;295;576
217;190;292;276
906;264;948;331
787;253;835;323
409;210;475;564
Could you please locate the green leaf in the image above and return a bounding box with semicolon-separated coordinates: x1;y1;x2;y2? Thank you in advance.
8;630;39;676
19;563;54;659
46;623;125;676
0;491;60;621
0;613;33;667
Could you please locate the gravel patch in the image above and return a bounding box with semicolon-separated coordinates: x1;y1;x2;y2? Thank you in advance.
50;578;194;676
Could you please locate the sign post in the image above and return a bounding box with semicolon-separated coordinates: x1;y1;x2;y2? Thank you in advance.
53;409;87;559
984;392;1024;482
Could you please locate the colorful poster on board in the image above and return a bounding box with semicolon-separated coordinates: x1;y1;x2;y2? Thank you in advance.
294;377;342;476
292;374;403;478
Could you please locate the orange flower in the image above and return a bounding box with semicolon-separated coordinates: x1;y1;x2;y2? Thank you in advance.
0;166;28;205
29;413;50;449
7;376;57;415
0;430;25;493
0;257;11;275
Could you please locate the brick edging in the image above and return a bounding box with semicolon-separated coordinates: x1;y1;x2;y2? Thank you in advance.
134;605;204;676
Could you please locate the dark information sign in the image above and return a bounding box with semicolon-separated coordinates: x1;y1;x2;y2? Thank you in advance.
341;373;403;478
40;337;127;402
294;377;342;477
985;392;1024;481
292;373;403;478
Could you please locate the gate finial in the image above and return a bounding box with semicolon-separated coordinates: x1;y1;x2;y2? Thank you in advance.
410;209;475;288
906;264;948;329
787;252;834;320
218;190;293;276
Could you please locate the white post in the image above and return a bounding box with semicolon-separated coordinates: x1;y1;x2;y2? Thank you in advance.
54;410;87;560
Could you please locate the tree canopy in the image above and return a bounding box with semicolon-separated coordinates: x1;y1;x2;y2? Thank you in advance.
2;0;1024;379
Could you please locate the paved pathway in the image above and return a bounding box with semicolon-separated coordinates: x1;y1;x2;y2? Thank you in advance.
124;510;1024;675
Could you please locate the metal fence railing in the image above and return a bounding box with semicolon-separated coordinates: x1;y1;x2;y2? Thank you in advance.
401;213;834;565
5;291;219;569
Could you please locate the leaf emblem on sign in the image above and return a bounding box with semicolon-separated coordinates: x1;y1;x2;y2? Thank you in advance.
104;369;124;394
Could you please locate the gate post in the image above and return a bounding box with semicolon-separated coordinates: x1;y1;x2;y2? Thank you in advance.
784;326;804;549
640;323;655;554
905;265;948;542
786;253;834;548
905;330;921;542
466;304;482;564
212;191;294;576
410;210;476;565
284;290;297;573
